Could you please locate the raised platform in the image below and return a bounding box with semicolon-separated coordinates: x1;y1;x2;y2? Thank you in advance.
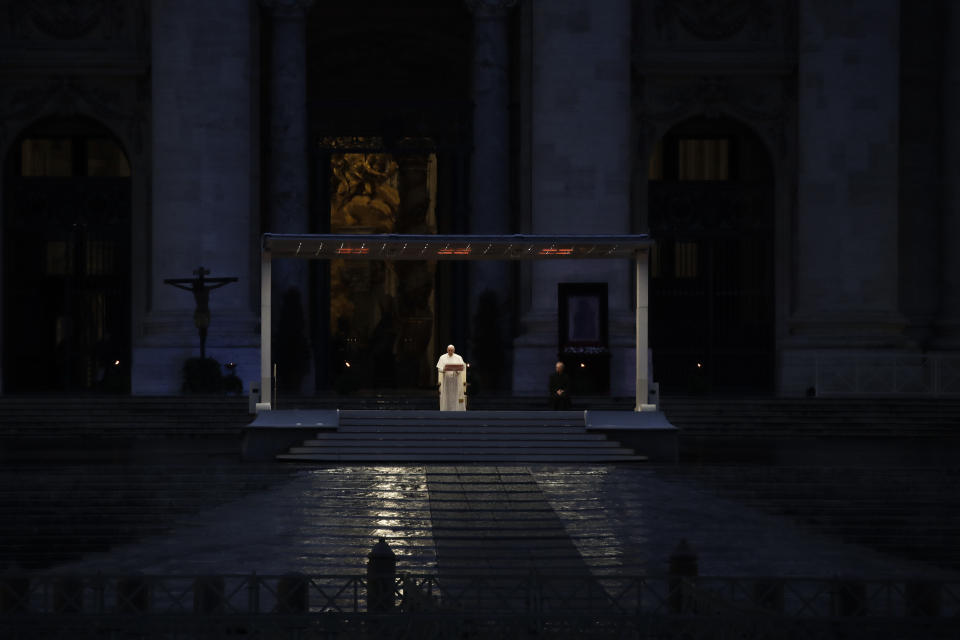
242;409;677;463
585;410;678;462
240;409;340;462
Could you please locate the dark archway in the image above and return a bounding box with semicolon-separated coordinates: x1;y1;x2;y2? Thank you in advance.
3;117;131;393
648;116;775;393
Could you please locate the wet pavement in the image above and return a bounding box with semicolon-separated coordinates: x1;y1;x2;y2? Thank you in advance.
35;463;956;581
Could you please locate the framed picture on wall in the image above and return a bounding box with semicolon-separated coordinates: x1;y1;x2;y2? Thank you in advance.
558;283;608;348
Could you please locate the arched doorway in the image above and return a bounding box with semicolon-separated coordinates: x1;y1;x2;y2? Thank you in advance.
3;117;131;393
321;138;442;392
304;0;472;392
648;116;775;393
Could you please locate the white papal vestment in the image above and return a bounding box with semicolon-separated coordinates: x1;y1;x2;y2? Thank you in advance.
436;353;466;411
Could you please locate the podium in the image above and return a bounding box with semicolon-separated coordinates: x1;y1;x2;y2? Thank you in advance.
439;363;467;411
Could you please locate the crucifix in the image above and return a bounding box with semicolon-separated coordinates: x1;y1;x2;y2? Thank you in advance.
163;266;238;359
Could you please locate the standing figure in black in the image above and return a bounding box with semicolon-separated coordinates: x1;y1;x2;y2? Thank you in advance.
549;361;572;410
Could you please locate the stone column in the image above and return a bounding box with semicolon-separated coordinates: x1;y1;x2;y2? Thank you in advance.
898;2;943;348
134;0;259;394
939;2;960;347
794;0;903;336
514;0;633;396
781;0;905;393
783;0;906;391
465;0;516;389
262;0;314;393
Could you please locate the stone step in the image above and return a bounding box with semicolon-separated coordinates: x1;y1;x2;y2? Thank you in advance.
336;427;590;436
339;417;587;425
275;407;647;463
340;418;583;430
339;409;584;419
277;452;645;462
666;417;960;425
661;410;960;416
671;416;960;423
3;396;959;448
678;426;954;435
664;411;960;418
288;445;633;456
291;438;628;450
305;432;611;443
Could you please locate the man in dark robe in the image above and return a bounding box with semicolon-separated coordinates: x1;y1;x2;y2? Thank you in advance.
549;361;572;410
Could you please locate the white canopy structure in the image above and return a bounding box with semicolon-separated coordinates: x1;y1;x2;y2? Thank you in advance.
259;233;655;411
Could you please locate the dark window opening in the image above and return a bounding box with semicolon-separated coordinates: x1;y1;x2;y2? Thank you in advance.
4;118;131;393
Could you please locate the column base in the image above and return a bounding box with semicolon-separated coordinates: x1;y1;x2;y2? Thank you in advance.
787;311;908;347
132;310;260;395
132;345;261;395
931;319;960;349
778;347;952;397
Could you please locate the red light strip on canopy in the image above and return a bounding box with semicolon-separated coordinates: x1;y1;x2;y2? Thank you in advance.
538;247;574;255
336;244;369;255
436;245;472;255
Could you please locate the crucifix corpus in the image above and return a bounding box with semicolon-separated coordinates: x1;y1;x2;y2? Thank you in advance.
163;266;238;359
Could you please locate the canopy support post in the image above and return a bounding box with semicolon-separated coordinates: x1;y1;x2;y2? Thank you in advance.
635;250;650;411
260;251;272;408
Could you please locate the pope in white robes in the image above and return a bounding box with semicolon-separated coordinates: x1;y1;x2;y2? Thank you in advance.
436;344;467;411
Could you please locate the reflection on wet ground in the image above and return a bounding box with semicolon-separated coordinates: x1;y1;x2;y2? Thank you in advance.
21;462;954;580
32;466;437;575
535;466;958;578
426;467;590;576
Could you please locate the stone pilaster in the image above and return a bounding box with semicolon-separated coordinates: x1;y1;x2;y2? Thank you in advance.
514;0;634;396
938;2;960;347
134;0;259;394
791;0;904;344
466;0;514;241
263;0;312;243
897;2;944;348
781;0;905;393
262;0;314;392
465;0;516;388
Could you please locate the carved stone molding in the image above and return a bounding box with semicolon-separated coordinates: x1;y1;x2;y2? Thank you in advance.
636;75;791;158
464;0;518;19
0;78;145;155
644;76;783;121
653;0;773;42
648;182;773;235
8;0;124;40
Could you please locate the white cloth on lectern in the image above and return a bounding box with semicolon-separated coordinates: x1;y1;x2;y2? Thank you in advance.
436;353;466;411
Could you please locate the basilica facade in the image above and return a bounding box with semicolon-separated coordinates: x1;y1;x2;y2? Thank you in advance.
0;0;957;398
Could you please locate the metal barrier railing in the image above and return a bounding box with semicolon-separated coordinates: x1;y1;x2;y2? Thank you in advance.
1;573;958;639
1;573;957;617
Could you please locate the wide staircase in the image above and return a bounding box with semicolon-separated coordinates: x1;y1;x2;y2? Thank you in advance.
0;396;250;462
659;396;960;436
276;410;644;463
0;396;249;437
658;396;960;463
2;394;959;462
